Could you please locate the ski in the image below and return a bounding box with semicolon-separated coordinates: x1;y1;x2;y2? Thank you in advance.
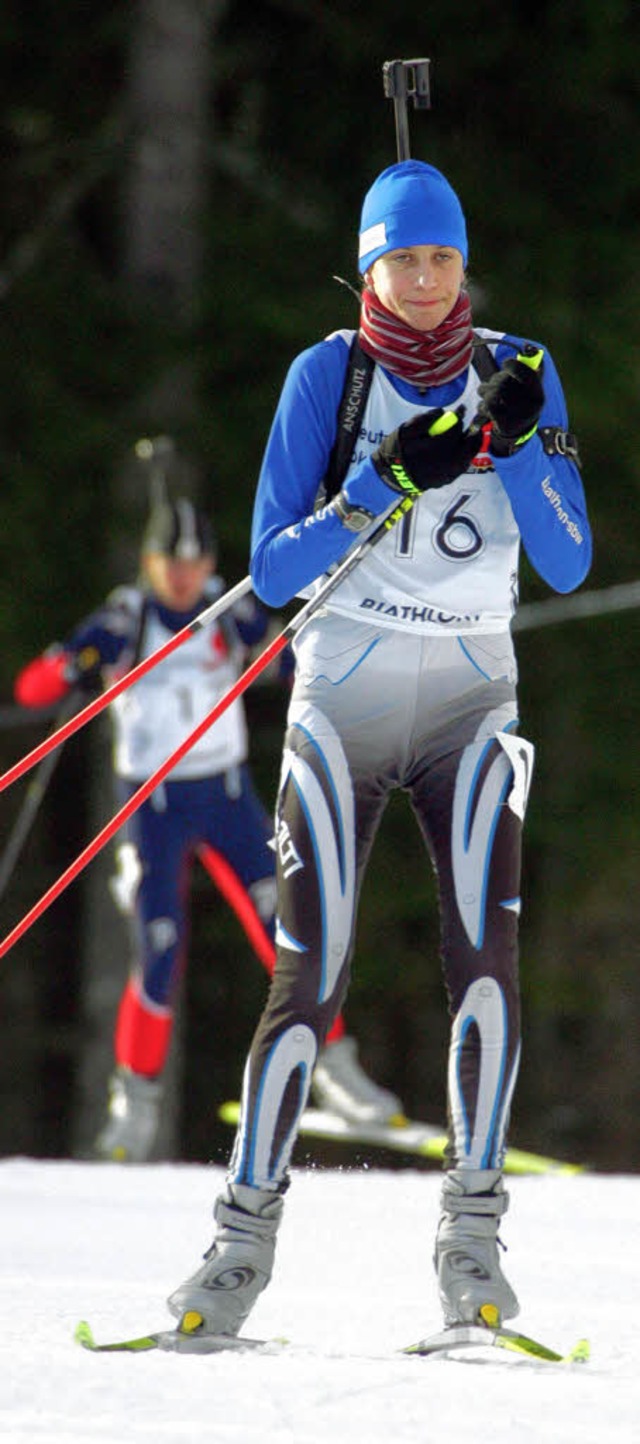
218;1102;584;1177
75;1319;282;1355
403;1323;590;1365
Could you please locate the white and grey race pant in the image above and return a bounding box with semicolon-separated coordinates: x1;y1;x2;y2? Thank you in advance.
229;616;534;1190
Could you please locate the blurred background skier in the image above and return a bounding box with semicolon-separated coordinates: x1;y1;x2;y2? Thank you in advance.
15;495;404;1161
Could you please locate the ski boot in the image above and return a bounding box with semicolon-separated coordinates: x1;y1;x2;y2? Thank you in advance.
93;1066;162;1163
311;1036;405;1125
167;1182;284;1337
434;1167;520;1327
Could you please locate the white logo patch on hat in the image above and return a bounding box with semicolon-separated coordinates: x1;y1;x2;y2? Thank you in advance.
359;221;387;260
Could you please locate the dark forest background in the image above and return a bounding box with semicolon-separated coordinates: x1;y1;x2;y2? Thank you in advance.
0;1;638;1173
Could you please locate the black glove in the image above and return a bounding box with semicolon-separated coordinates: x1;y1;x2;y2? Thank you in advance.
69;644;103;691
477;350;545;456
371;407;480;497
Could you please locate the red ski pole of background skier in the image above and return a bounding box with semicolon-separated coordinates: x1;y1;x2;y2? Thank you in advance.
0;626;289;962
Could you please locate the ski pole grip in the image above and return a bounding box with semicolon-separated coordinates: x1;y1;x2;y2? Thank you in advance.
517;345;544;372
428;410;458;436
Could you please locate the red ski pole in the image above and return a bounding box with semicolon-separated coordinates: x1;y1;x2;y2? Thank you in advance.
0;574;253;798
0;628;289;962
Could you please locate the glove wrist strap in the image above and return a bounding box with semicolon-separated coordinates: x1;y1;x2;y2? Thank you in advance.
491;422;539;457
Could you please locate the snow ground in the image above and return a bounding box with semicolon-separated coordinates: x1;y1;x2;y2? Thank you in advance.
1;1156;637;1443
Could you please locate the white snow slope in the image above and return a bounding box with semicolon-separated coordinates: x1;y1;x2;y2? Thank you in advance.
1;1156;637;1444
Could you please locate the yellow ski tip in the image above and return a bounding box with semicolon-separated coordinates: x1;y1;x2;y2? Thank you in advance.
502;1146;585;1177
74;1320;95;1349
219;1100;240;1125
568;1338;590;1364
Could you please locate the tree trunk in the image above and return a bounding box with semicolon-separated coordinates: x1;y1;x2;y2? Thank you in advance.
73;0;225;1160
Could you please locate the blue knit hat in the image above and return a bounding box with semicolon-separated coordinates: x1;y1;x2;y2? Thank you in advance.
358;160;468;273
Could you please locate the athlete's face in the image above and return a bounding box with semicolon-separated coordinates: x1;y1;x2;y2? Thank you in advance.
365;244;464;332
144;552;214;610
